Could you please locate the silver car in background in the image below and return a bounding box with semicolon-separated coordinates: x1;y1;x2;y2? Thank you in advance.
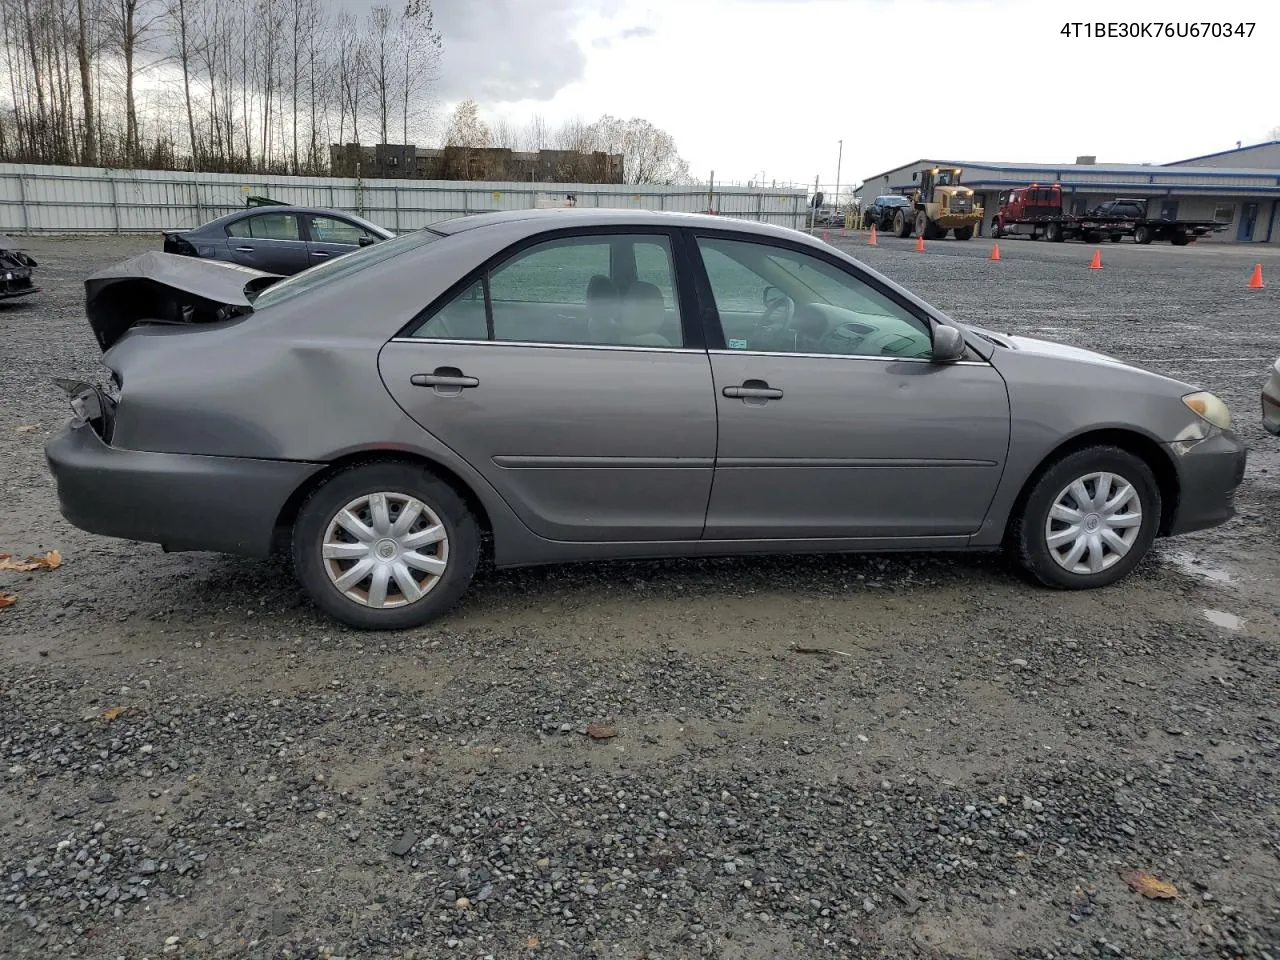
46;210;1246;629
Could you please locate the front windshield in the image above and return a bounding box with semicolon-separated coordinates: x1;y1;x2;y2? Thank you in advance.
250;227;443;310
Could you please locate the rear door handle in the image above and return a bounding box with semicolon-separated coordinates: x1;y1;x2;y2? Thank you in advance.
312;251;330;259
411;370;479;390
723;384;782;400
234;246;254;252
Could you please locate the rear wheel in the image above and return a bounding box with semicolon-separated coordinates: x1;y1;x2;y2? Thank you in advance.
1011;446;1160;590
292;462;481;629
1134;225;1153;244
1171;232;1190;246
1045;222;1062;242
1109;233;1123;242
953;225;973;240
894;210;912;237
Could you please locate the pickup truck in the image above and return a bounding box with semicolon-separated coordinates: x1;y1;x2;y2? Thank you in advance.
1085;199;1222;245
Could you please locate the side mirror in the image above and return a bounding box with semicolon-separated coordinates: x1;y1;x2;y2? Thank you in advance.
930;324;966;363
762;285;780;304
358;235;378;247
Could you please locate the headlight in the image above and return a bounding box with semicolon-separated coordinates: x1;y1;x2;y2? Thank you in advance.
1182;391;1231;430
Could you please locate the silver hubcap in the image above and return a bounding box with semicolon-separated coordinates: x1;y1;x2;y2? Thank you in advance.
1045;472;1143;575
321;492;449;608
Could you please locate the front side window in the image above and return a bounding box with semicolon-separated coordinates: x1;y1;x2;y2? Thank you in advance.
410;233;685;348
227;213;301;241
697;236;933;359
306;214;378;245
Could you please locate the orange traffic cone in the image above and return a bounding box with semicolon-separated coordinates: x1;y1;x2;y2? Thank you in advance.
1248;263;1264;288
915;234;925;253
990;243;1001;261
1088;249;1102;270
868;224;878;245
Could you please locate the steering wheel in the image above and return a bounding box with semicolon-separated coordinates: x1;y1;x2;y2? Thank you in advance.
760;294;794;327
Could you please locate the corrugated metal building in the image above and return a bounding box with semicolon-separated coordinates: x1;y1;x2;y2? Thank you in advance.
853;141;1280;243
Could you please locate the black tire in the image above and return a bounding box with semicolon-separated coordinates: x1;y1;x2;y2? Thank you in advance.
1134;225;1152;244
291;462;481;629
1011;446;1161;590
1109;233;1122;242
953;225;973;241
1045;222;1062;242
1171;233;1190;246
894;210;912;238
990;220;1002;239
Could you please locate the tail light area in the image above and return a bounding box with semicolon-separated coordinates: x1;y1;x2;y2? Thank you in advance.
162;233;197;256
53;377;118;443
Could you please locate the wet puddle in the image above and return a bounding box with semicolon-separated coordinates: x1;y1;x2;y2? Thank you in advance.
1162;550;1235;585
1203;609;1244;631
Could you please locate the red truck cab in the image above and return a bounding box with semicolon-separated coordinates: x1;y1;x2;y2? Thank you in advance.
992;184;1063;237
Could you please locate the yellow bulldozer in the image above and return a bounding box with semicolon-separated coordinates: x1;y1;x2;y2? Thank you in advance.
892;167;984;241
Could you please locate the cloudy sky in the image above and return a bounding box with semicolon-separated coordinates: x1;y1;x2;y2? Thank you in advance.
410;0;1271;186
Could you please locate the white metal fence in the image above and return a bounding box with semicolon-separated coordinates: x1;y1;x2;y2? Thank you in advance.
0;163;810;234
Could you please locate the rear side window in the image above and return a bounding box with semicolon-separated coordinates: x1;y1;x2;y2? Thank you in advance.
409;233;685;349
227;214;301;241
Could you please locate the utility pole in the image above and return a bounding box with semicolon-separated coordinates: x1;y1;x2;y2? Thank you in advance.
834;139;843;216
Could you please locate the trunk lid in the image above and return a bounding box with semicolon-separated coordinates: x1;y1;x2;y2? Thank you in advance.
85;251;281;352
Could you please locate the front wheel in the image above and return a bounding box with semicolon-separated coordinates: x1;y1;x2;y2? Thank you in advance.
291;462;481;629
1011;446;1160;590
990;220;1003;239
953;225;973;240
894;210;912;238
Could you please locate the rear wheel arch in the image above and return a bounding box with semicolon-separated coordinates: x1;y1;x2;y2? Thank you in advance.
1003;428;1180;542
271;450;494;556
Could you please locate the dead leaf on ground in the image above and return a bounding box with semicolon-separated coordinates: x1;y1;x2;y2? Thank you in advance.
0;549;62;572
526;934;541;948
1120;869;1179;899
16;425;37;434
586;725;617;740
102;706;125;722
0;592;16;609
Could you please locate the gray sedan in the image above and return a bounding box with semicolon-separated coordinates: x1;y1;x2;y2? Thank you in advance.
46;210;1246;629
161;205;394;275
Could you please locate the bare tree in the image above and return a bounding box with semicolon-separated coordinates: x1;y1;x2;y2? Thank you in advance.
399;0;441;145
106;0;162;162
521;113;548;151
489;115;518;149
587;115;691;184
443;98;490;148
167;0;198;168
367;4;392;144
75;0;97;163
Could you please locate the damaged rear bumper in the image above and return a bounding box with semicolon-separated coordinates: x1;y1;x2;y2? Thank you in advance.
45;421;324;558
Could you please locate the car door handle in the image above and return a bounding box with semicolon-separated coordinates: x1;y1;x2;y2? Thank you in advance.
723;383;782;400
312;251;330;258
234;245;254;252
411;371;479;389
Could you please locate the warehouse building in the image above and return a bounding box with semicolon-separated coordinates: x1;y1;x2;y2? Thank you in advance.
853;141;1280;243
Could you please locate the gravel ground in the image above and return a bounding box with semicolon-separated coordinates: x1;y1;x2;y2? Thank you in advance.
1;231;1277;960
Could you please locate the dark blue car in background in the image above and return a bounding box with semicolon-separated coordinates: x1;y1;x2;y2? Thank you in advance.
162;205;394;275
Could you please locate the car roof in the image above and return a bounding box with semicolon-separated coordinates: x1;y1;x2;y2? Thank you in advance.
190;206;392;233
427;207;813;243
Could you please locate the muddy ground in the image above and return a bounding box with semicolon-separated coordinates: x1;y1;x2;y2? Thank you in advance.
1;232;1277;960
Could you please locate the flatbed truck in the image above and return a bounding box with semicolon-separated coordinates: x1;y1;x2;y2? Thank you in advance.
990;185;1226;245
